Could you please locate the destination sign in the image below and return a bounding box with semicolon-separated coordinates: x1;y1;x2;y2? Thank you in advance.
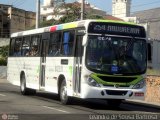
88;22;146;37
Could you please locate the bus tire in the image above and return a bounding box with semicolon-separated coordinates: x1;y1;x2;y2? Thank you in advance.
20;74;36;95
107;99;123;107
60;80;71;105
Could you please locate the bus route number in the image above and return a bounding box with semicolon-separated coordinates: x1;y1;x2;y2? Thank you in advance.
94;25;106;31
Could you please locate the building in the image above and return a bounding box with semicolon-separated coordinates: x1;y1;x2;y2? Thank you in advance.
41;0;65;21
0;4;10;38
41;0;56;21
0;4;36;38
112;0;131;18
8;7;36;34
132;8;160;40
112;0;136;23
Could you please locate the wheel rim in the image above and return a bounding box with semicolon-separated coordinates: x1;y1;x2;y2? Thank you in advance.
21;76;25;92
61;84;67;101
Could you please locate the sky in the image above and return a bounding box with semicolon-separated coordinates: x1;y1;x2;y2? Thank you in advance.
1;0;160;15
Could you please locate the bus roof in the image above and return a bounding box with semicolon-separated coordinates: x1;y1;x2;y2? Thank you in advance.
10;19;139;38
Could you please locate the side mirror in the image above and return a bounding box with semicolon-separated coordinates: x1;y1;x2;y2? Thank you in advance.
82;35;88;46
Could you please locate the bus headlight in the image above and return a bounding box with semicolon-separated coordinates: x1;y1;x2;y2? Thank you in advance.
132;79;146;89
87;77;100;87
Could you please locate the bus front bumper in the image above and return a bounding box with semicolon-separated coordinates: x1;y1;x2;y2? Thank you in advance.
80;84;145;100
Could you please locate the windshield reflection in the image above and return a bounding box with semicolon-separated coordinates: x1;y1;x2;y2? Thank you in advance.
86;35;147;75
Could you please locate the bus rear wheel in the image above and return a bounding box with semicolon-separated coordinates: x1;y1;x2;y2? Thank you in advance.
60;80;71;105
20;74;36;95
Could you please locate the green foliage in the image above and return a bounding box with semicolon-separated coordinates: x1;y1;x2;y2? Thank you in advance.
39;19;59;28
0;45;9;57
0;58;7;66
0;45;9;66
27;19;58;30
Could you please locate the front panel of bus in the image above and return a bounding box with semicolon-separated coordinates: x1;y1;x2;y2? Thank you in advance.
80;22;147;100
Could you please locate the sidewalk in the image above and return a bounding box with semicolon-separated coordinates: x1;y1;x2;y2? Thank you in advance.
124;99;160;109
0;78;8;83
0;66;7;80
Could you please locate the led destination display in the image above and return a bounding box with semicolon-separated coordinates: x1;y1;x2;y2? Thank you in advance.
88;22;146;37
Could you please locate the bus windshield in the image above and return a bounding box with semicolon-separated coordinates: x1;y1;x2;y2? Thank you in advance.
86;35;147;75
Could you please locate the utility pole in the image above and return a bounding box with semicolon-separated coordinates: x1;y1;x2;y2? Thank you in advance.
81;0;85;20
36;0;40;29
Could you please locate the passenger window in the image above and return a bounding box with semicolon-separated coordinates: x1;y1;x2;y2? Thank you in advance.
48;32;61;56
61;30;75;56
13;38;22;56
29;35;41;56
22;36;30;56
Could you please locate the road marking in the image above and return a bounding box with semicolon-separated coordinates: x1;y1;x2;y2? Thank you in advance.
0;94;6;96
43;106;70;113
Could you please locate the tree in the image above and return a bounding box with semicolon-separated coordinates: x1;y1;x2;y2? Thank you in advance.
54;2;81;23
0;45;9;65
30;2;105;28
56;2;104;23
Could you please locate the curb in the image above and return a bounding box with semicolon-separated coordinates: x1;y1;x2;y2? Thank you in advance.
123;100;160;109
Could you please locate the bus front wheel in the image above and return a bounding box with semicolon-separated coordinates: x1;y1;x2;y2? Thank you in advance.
60;80;71;105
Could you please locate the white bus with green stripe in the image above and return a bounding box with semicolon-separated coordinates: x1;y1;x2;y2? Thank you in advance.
7;19;147;105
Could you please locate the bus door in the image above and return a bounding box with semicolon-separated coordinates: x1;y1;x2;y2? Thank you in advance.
40;33;49;89
74;35;83;94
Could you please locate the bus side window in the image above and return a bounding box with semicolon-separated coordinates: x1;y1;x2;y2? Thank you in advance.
30;35;41;57
9;38;15;56
61;30;75;56
22;36;30;56
49;32;61;56
13;38;22;56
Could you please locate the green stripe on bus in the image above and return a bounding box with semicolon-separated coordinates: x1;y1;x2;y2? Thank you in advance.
96;20;136;25
90;73;143;86
68;66;73;77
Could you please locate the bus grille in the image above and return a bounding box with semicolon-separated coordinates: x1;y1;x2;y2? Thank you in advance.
106;90;128;96
98;76;136;83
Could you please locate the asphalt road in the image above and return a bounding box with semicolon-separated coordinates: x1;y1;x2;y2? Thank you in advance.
0;79;160;120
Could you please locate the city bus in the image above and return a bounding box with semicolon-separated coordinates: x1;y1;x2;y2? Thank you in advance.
7;20;147;105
